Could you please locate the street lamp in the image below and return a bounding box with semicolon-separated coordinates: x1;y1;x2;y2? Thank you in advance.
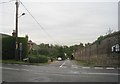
18;13;25;18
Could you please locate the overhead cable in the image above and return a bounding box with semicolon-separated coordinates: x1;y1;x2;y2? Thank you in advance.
0;0;15;4
20;1;59;44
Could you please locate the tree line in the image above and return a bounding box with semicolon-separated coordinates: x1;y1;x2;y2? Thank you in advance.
31;43;83;60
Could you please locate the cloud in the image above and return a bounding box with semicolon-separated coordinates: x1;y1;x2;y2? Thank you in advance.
0;1;118;46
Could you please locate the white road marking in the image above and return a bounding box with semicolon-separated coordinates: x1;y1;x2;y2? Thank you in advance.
71;65;78;69
1;67;19;71
1;67;30;71
59;61;67;68
70;70;80;74
94;67;103;69
22;65;28;66
60;66;67;68
21;69;29;71
14;64;19;66
82;72;120;75
82;67;90;69
106;67;115;70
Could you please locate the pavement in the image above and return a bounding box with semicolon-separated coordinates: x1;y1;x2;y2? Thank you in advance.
1;59;120;82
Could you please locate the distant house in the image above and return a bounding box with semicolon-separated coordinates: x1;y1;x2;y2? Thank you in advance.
28;40;33;54
28;40;39;55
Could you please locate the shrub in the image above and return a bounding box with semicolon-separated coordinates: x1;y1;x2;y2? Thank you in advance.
2;36;15;59
29;55;48;63
2;35;28;60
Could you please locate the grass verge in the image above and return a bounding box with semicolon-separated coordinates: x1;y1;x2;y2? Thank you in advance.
74;60;119;67
0;60;49;66
74;60;96;67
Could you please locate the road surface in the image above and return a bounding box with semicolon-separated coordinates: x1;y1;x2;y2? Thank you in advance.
1;59;120;82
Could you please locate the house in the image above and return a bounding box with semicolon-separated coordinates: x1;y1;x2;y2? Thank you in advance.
28;40;39;55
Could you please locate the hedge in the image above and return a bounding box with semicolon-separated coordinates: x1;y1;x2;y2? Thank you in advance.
29;55;48;63
2;35;28;60
2;36;16;59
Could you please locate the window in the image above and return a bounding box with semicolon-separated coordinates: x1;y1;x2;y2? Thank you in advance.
112;45;116;52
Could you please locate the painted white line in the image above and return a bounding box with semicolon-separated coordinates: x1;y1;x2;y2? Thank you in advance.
14;64;19;66
6;64;12;65
71;65;78;69
73;67;78;69
94;67;103;69
13;68;20;70
2;67;20;71
83;72;120;75
82;67;90;69
59;61;67;68
21;69;29;71
22;65;28;66
1;67;30;71
106;67;115;70
70;70;79;74
3;67;14;70
60;66;67;68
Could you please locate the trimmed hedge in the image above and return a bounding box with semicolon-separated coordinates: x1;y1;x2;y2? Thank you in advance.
29;55;48;63
2;35;28;60
2;36;16;59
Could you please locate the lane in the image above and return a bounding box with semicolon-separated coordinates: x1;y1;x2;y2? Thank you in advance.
2;60;120;70
2;66;119;82
2;60;119;75
2;60;119;82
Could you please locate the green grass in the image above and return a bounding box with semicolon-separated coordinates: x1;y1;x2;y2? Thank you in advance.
74;60;119;67
74;60;96;67
0;60;49;65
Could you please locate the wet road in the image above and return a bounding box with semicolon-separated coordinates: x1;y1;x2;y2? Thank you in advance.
1;59;119;82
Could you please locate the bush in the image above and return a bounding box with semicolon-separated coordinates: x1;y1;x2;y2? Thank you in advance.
29;55;48;63
2;35;28;60
2;36;15;59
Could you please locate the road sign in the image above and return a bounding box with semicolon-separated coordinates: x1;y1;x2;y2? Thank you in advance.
19;42;22;51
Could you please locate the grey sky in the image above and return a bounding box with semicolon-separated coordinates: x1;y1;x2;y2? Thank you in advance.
0;0;119;46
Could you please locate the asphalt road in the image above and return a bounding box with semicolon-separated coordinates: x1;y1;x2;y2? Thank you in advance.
1;59;120;82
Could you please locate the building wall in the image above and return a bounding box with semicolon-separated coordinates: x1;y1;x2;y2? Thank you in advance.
74;31;120;66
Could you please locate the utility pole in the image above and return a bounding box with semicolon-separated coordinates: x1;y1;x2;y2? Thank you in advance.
15;0;19;60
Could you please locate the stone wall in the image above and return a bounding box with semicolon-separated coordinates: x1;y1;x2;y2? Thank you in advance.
74;31;120;66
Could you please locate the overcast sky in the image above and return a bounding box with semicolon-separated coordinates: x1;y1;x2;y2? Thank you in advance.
0;0;119;46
